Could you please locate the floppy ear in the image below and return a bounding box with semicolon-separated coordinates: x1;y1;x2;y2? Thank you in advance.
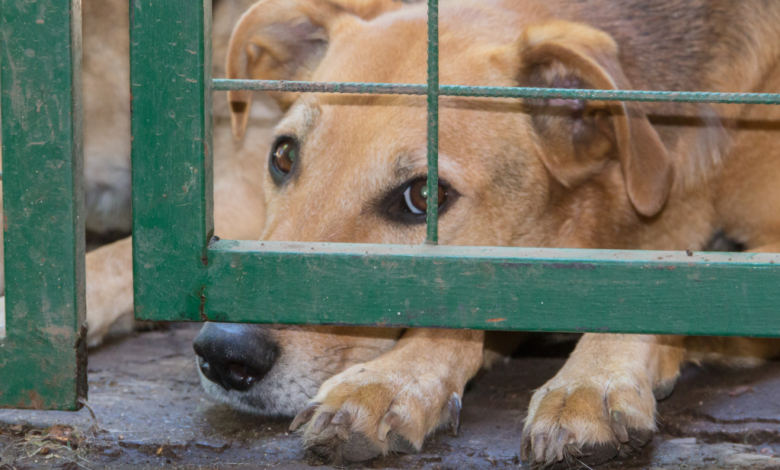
517;21;674;217
226;0;403;140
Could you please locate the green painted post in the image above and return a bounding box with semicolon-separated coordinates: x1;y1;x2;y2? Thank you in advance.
0;0;87;410
130;0;214;321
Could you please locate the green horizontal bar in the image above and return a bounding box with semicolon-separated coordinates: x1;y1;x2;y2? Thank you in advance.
212;79;780;105
136;240;780;338
213;79;426;94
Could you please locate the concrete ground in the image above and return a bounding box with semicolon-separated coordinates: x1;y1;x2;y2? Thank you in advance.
2;325;780;470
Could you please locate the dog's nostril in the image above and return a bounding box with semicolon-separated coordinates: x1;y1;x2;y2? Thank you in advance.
222;362;266;391
197;356;225;388
229;363;249;380
227;362;265;382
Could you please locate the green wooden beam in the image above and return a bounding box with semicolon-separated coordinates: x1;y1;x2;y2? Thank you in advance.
0;0;87;410
130;0;214;321
134;240;780;338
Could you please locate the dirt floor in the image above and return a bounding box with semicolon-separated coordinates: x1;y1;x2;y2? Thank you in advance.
2;325;780;469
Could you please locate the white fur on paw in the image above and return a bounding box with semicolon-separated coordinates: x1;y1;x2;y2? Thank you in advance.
290;364;462;463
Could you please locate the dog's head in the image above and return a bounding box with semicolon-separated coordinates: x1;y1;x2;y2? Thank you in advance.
194;0;674;415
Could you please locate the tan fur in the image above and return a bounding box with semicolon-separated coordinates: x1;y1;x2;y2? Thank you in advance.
4;0;779;466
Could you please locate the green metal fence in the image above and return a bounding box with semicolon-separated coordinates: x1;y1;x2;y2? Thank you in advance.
130;0;780;334
1;0;779;410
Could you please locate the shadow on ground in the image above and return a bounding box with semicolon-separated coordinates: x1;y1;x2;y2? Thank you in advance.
2;325;780;469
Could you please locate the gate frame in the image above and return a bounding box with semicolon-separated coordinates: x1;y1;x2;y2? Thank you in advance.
0;0;87;411
130;0;780;337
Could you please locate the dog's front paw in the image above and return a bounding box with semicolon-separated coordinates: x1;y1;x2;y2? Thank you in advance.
521;372;655;469
290;363;461;462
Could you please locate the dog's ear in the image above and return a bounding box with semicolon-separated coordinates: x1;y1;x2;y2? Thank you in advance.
226;0;403;140
517;21;673;217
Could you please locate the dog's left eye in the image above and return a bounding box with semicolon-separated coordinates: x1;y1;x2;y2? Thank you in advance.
384;178;450;223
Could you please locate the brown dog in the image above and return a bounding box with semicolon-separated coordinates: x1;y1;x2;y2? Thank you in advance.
22;0;780;467
194;0;780;466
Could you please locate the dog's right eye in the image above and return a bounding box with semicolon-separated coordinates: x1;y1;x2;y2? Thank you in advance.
383;178;452;224
269;136;298;183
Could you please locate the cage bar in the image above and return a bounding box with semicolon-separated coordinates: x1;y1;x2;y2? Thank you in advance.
212;79;780;105
425;0;440;244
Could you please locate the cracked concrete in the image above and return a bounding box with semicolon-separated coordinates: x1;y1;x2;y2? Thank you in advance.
1;325;779;469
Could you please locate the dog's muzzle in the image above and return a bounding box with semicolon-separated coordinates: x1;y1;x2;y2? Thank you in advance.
193;323;279;392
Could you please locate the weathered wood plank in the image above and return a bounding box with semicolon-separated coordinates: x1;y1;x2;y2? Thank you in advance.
130;0;214;321
0;0;87;410
162;241;780;338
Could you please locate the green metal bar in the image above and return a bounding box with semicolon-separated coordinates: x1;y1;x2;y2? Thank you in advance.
0;0;87;410
213;79;427;94
130;0;214;321
425;0;439;244
133;1;780;344
212;79;780;105
149;240;780;337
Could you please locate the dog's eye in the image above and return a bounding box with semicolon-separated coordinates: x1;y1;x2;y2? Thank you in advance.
269;136;298;182
403;179;447;214
383;178;450;224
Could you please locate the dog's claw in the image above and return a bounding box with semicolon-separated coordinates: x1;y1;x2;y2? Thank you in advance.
555;429;573;461
447;393;462;436
311;411;335;435
331;409;351;426
520;433;532;462
290;402;320;431
610;410;629;443
534;435;547;463
378;411;401;442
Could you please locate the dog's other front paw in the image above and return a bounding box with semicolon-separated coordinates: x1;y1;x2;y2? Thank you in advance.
521;372;655;469
290;363;462;463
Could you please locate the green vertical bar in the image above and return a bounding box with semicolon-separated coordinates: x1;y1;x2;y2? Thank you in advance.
130;0;214;321
0;0;87;410
425;0;439;244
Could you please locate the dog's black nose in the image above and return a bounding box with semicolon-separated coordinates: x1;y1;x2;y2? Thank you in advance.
193;323;278;392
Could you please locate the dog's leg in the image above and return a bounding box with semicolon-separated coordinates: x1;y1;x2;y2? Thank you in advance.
84;237;134;346
292;328;484;462
685;242;780;365
749;241;780;254
521;333;685;468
